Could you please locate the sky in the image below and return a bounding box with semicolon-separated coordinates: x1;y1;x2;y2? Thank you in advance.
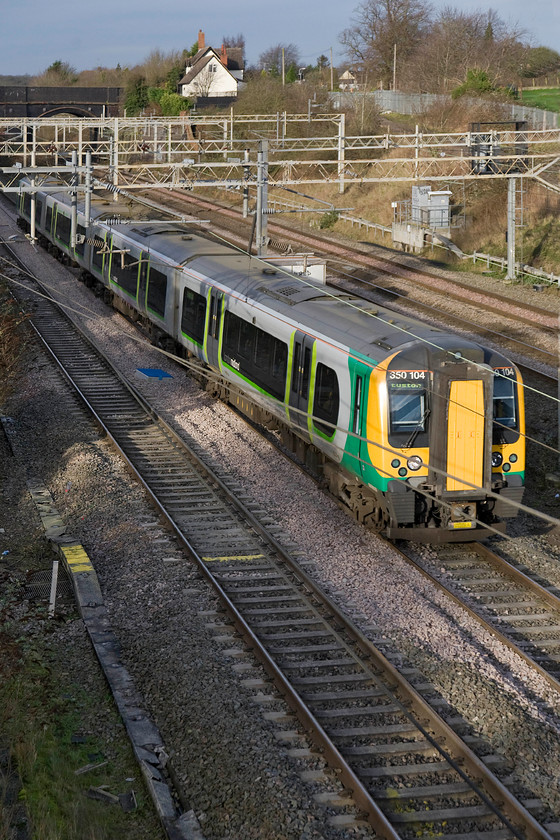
1;0;559;77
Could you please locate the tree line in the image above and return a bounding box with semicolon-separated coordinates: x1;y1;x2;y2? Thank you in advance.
339;0;560;93
25;2;560;117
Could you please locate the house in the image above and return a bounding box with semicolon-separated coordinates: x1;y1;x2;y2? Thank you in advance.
178;30;245;103
338;69;357;91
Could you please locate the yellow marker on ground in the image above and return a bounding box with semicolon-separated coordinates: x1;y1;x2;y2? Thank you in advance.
61;545;94;574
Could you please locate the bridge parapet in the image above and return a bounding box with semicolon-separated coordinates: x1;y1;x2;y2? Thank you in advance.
0;86;122;118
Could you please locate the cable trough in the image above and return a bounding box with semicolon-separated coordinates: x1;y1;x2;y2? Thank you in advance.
4;251;554;839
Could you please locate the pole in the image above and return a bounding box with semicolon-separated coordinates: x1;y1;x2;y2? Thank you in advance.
393;43;397;91
113;117;119;198
71;151;77;250
85;150;92;227
48;559;59;619
282;48;285;86
242;148;250;219
506;176;516;280
255;140;268;257
78;120;83;166
30;125;36;244
330;47;334;91
338;113;346;194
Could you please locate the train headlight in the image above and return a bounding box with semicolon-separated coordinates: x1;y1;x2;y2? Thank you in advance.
510;453;518;463
407;456;423;471
491;452;503;468
503;463;511;472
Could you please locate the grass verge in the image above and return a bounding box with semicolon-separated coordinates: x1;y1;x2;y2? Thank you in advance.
518;87;560;112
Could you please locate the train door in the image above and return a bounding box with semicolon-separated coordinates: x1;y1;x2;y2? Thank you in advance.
289;331;315;435
446;380;485;491
352;373;366;476
206;287;223;369
429;365;493;498
137;253;148;313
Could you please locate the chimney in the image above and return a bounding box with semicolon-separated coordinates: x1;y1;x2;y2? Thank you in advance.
220;43;228;66
198;29;205;51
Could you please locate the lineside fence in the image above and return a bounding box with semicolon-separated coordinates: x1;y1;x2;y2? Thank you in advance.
469;252;560;287
267;196;560;287
330;91;559;130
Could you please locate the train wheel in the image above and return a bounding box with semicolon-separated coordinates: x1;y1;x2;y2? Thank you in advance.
362;502;389;533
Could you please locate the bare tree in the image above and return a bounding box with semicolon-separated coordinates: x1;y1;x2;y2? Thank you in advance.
258;43;301;76
222;33;246;61
32;60;78;86
519;46;560;80
401;7;526;92
339;0;433;87
191;65;218;98
136;49;184;87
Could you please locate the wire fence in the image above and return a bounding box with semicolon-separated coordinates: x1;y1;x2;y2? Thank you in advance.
330;91;559;130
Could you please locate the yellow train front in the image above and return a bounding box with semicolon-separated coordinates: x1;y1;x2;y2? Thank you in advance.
361;336;525;542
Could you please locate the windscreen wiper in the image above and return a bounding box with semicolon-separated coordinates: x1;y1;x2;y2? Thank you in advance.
405;407;431;449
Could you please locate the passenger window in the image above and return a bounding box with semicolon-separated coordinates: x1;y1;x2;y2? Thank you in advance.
301;347;311;400
313;363;339;437
147;266;168;318
56;213;71;245
387;385;430;448
291;343;300;393
75;224;86;257
492;374;519;444
111;249;138;297
222;311;287;401
181;287;207;345
92;234;105;272
389;390;426;433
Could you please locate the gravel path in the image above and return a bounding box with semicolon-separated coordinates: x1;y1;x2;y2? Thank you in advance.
2;196;560;835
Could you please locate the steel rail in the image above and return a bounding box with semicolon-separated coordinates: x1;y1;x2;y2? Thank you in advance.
155;190;558;331
2;243;554;839
25;304;555;840
393;539;560;697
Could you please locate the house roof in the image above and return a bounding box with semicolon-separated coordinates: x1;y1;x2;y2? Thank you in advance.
225;47;244;72
178;47;242;87
178;54;213;86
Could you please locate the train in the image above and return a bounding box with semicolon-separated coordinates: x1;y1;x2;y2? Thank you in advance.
15;179;525;542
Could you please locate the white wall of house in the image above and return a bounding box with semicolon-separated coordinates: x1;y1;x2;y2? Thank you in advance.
180;55;239;98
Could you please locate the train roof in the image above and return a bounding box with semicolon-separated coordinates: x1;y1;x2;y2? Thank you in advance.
110;221;507;364
130;224;458;360
30;180;512;368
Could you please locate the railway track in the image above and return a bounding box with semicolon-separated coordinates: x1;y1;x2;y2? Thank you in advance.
151;190;558;326
399;540;560;697
149;190;558;380
3;245;557;839
325;268;557;382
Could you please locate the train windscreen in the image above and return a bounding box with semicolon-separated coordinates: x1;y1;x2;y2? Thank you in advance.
389;390;426;433
492;367;519;444
387;369;430;447
493;375;516;427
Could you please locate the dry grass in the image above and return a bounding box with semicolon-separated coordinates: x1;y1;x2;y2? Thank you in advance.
0;278;30;407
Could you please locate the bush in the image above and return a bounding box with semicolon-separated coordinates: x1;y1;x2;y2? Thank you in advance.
319;210;339;229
